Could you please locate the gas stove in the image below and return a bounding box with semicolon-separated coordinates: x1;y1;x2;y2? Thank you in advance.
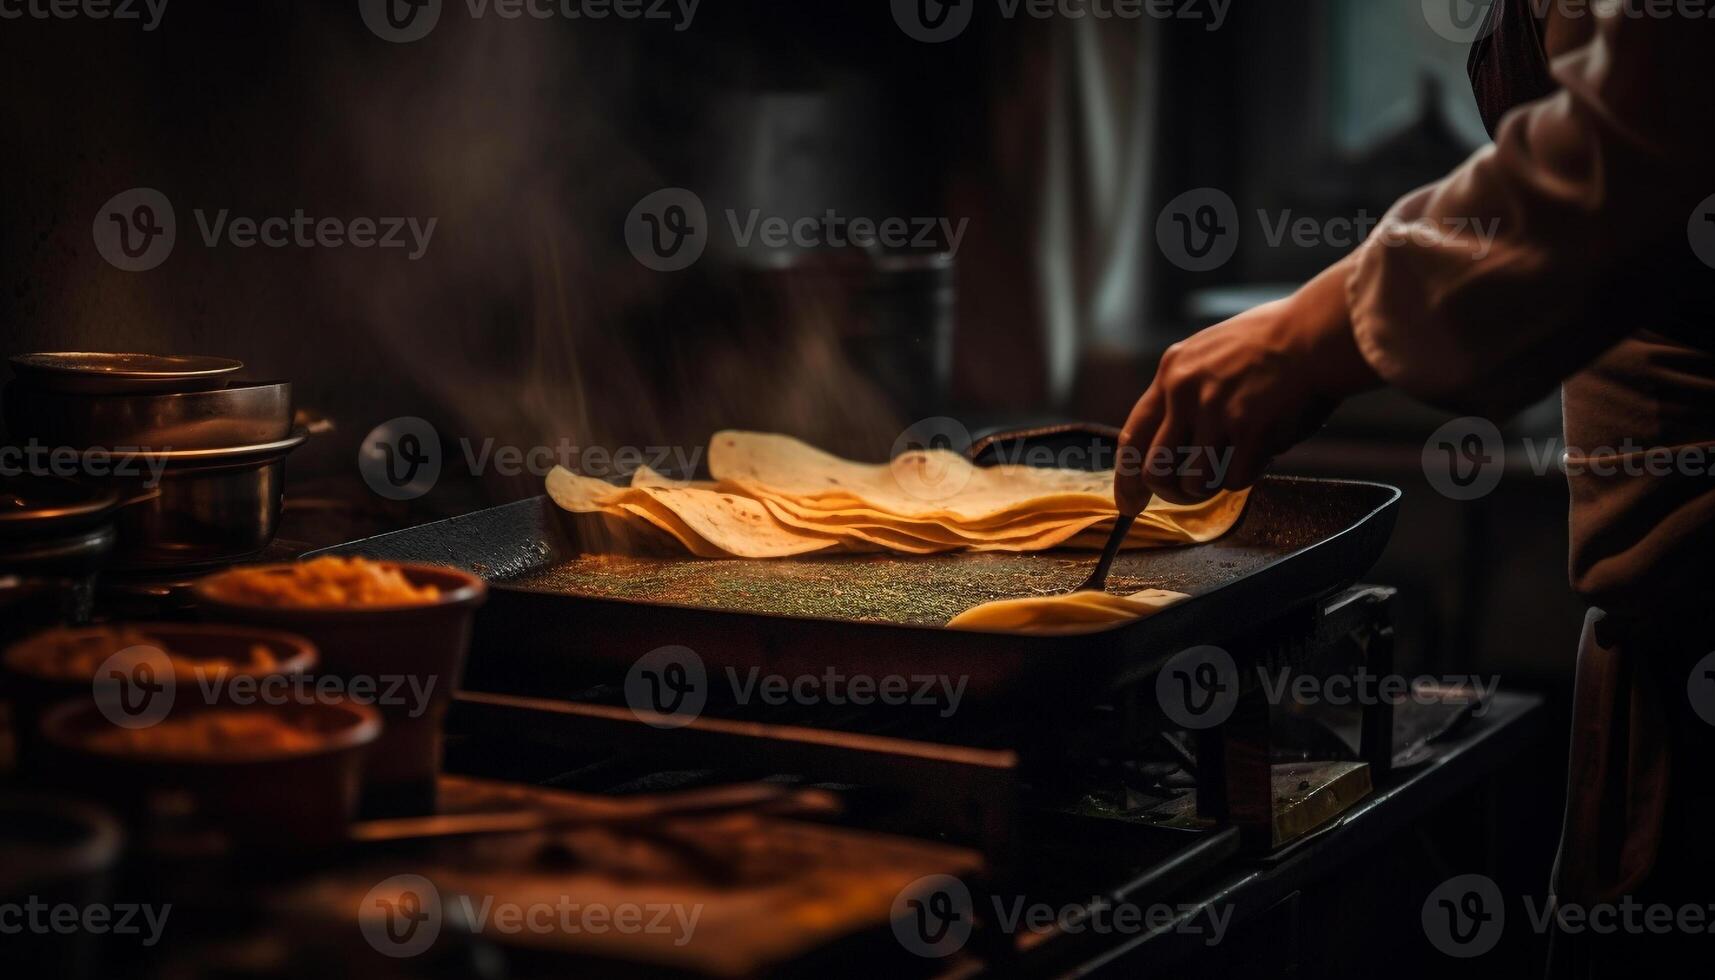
430;582;1471;974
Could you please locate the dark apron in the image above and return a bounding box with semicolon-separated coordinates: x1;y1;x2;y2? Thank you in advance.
1468;2;1715;971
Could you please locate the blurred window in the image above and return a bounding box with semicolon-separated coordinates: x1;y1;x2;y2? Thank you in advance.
1328;0;1490;153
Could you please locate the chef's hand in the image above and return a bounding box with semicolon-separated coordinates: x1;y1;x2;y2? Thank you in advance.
1116;258;1382;510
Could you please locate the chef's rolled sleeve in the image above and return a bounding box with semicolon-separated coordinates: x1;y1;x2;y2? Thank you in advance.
1346;7;1715;419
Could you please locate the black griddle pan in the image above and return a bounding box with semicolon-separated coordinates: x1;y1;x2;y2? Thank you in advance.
313;466;1400;714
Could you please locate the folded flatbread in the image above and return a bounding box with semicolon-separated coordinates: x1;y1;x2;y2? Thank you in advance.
944;588;1190;635
546;467;844;559
545;431;1249;630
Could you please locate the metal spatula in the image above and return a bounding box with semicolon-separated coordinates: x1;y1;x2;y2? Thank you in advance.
1073;510;1139;593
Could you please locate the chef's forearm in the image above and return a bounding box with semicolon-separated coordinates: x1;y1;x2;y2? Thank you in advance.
1286;256;1381;401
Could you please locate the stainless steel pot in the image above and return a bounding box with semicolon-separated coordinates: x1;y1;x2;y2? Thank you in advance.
4;353;312;570
102;430;308;570
3;380;293;451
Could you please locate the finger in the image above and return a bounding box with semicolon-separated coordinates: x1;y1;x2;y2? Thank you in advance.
1178;417;1228;503
1219;432;1272;491
1115;384;1166;514
1224;406;1318;491
1144;387;1196;505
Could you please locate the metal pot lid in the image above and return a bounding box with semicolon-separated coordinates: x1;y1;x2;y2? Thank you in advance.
0;474;122;534
10;353;244;394
97;426;310;466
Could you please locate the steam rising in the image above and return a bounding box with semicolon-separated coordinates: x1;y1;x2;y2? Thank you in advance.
318;14;904;505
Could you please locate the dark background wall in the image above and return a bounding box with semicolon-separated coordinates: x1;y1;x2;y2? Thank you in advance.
1;2;971;496
0;1;1588;708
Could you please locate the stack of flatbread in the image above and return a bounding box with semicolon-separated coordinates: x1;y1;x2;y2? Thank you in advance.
545;431;1249;561
547;431;1249;634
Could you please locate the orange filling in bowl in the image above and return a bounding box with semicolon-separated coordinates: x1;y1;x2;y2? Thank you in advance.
78;710;327;760
200;556;441;608
5;627;279;683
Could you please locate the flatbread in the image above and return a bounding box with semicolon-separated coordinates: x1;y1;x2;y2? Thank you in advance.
546;467;843;559
733;479;1095;537
725;477;1247;551
613;502;731;559
616;461;1246;552
544;434;1250;565
751;497;961;554
945;588;1190;635
629;466;716;490
708;431;1116;523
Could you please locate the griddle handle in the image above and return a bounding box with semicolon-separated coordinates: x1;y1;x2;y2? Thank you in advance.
965;421;1122;470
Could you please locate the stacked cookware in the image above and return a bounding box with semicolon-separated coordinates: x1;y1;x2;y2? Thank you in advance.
0;353;306;593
